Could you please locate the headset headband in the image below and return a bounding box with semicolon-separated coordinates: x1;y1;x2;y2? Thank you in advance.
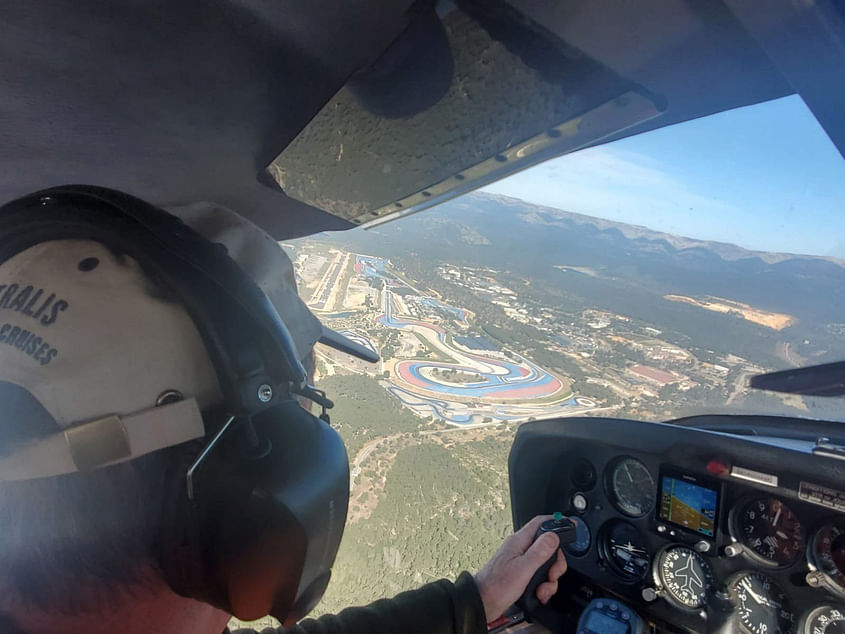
0;185;312;412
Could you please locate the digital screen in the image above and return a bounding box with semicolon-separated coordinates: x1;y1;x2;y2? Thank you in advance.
585;610;629;634
659;474;718;537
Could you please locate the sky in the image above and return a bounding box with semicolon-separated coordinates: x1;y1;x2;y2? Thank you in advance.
483;95;845;258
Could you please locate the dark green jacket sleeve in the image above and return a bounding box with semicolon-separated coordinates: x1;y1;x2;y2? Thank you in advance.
230;572;487;634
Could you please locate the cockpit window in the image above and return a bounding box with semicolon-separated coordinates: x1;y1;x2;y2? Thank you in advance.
484;95;845;259
266;94;845;622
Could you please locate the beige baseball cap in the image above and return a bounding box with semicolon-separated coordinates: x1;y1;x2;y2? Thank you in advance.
0;201;324;481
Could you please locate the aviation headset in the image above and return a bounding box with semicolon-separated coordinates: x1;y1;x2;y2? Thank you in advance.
0;185;349;623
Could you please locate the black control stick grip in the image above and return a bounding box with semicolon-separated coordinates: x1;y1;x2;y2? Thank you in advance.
516;513;576;618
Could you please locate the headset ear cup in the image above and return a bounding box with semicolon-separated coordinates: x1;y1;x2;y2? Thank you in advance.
156;423;302;618
157;439;208;602
158;404;348;623
221;494;307;621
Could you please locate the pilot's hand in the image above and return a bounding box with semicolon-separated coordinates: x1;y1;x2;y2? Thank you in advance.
474;515;568;622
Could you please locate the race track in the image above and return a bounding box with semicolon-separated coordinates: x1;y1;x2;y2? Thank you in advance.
354;255;597;424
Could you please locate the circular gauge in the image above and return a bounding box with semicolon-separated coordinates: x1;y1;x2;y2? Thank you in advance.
810;521;845;597
606;456;656;517
802;606;845;634
729;572;795;634
735;496;804;567
564;516;591;557
655;545;714;610
600;520;651;581
570;458;597;491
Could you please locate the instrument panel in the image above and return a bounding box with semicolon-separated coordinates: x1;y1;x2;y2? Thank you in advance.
508;417;845;634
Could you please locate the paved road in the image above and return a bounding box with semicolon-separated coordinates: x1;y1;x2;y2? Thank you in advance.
777;341;806;368
726;370;752;405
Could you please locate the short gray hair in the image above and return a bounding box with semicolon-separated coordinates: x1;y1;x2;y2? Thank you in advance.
0;449;172;612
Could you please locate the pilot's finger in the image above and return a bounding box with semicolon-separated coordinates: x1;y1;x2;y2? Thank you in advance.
521;531;560;572
536;580;558;604
512;515;553;553
548;549;568;581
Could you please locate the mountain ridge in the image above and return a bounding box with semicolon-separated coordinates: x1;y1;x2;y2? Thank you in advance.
473;191;845;267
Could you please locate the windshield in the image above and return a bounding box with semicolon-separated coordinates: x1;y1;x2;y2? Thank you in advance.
233;94;845;628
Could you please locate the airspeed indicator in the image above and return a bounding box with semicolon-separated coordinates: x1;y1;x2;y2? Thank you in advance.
607;456;655;517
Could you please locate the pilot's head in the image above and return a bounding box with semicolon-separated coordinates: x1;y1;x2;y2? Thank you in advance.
0;187;347;630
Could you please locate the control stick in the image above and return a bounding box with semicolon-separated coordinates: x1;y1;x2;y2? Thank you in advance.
516;512;576;617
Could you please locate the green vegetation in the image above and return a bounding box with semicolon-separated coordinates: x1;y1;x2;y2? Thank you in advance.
431;368;484;384
379;330;401;361
316;436;514;615
319;373;443;458
411;332;454;363
230;430;515;629
516;343;585;381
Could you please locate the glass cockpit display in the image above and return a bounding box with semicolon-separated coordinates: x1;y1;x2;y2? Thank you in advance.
658;469;719;537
